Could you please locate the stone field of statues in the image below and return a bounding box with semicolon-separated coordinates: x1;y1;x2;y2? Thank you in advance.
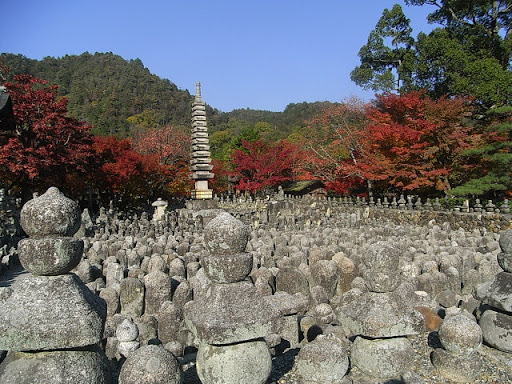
0;187;511;383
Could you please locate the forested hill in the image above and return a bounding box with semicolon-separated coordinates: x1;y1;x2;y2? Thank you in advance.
0;52;196;136
0;52;335;140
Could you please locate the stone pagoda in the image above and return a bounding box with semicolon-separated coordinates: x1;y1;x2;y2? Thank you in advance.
190;81;214;200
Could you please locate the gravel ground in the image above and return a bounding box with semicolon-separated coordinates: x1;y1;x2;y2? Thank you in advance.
181;332;512;384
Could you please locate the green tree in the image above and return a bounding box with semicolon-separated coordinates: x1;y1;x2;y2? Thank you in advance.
450;106;512;197
407;0;512;107
351;4;416;93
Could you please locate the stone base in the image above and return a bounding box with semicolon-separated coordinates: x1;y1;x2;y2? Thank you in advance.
351;336;415;379
186;198;218;210
0;274;106;351
295;335;349;383
196;340;271;384
431;349;483;383
190;189;214;200
0;348;111;384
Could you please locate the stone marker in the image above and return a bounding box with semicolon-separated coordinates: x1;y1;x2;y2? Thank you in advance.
0;187;110;383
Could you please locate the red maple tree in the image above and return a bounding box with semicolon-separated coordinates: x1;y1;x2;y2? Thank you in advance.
91;135;171;204
231;140;300;194
132;125;191;196
301;98;369;194
359;91;475;194
0;75;94;200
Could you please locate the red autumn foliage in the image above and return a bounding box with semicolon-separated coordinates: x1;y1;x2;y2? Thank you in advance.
231;140;301;194
301;98;370;194
132;125;192;196
0;75;94;200
359;91;475;194
91;135;171;202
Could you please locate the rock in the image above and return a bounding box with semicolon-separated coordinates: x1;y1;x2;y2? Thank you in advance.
120;277;145;318
275;267;309;296
184;282;281;345
119;345;182;384
118;340;140;358
135;315;158;346
20;187;81;238
0;274;106;351
294;335;349;383
203;212;249;255
157;301;183;344
499;229;512;254
172;280;193;308
474;271;512;313
335;290;424;338
116;319;139;343
362;241;401;293
201;252;253;284
497;252;512;273
479;309;512;353
332;253;357;295
414;306;442;331
351;336;415;379
431;348;483;383
196;340;271;384
99;286;120;317
435;289;458;308
438;313;482;356
144;271;172;315
310;260;338;298
0;348;111;384
18;237;83;275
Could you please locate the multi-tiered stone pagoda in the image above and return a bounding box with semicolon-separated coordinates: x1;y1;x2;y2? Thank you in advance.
190;82;214;200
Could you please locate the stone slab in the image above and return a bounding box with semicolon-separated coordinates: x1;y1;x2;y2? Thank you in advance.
0;273;106;351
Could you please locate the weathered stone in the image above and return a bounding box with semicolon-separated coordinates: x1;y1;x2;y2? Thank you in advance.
363;241;400;273
196;340;271;384
332;253;357;295
168;258;185;278
73;259;96;284
135;315;159;345
119;345;182;384
438;313;482;356
18;237;83;275
435;289;458;308
0;274;105;351
275;267;309;296
310;260;338;298
335;290;424;338
295;335;349;384
144;270;172;315
201;252;253;283
20;187;81;238
497;252;512;273
479;309;512;353
0;348;111;384
499;229;512;254
120;277;145;318
99;286;120;317
351;336;415;379
172;280;193;308
118;340;140;358
431;348;483;383
203;212;249;255
184;282;281;345
116;319;139;342
265;291;308;316
157;301;183;344
474;271;512;313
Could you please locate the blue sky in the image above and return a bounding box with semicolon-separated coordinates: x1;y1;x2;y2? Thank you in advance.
2;1;434;112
